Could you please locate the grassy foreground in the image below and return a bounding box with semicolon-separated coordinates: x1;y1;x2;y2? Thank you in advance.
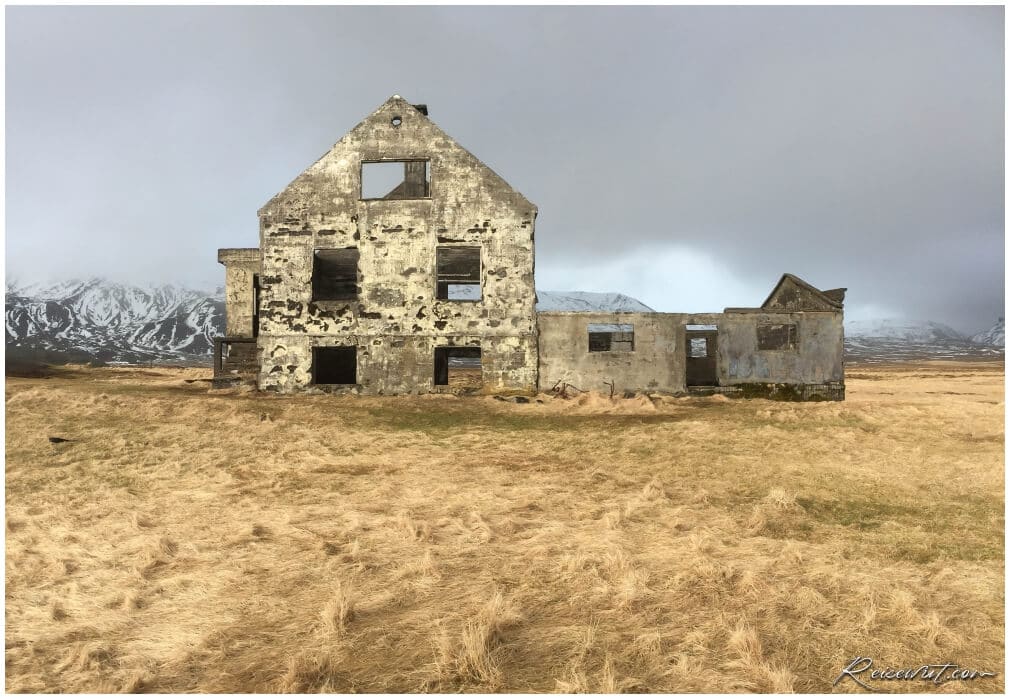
5;361;1004;692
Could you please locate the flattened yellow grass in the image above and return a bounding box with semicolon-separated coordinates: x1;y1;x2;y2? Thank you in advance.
5;361;1004;692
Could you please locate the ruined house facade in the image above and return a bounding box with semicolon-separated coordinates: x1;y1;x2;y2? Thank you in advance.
215;96;845;400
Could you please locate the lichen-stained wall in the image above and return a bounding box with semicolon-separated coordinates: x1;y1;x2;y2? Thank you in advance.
718;311;844;385
538;312;683;394
262;333;536;394
217;248;261;337
255;96;537;394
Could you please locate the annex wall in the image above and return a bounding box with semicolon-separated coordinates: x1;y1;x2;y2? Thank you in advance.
718;310;845;397
217;248;260;338
537;312;683;394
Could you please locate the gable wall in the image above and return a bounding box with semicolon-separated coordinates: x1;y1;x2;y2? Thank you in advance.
763;277;838;312
255;98;537;393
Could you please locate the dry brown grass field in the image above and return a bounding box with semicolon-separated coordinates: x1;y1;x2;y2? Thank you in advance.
5;361;1004;693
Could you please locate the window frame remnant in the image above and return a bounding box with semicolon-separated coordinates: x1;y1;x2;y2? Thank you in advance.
360;159;431;200
587;323;635;352
685;324;718;358
312;346;357;386
757;323;799;350
433;346;483;389
311;248;359;302
436;246;482;301
252;274;260;338
689;337;709;358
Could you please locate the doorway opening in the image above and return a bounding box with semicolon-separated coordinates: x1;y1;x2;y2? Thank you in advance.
434;346;482;391
685;325;718;387
313;346;357;385
252;274;260;338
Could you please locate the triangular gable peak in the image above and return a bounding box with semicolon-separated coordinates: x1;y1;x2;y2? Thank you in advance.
761;273;844;312
821;288;847;305
258;95;536;218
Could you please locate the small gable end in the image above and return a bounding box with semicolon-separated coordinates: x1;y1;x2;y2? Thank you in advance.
822;288;847;305
762;275;841;312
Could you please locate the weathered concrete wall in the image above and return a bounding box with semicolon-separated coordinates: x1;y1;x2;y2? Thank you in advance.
538;312;683;393
538;310;844;398
718;311;844;385
255;96;537;394
217;248;261;338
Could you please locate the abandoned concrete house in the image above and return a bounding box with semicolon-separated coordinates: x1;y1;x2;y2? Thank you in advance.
214;95;846;400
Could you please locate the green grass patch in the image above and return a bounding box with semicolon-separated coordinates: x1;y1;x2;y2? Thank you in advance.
797;494;1004;562
796;496;919;530
887;538;1004;564
360;406;687;434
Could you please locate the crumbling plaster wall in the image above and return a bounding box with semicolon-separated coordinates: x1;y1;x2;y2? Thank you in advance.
255;96;537;393
718;311;844;385
217;248;261;338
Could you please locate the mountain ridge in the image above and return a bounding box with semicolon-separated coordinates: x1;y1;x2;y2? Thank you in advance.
536;290;655;312
970;317;1005;347
844;317;1003;362
5;279;1004;366
6;278;223;364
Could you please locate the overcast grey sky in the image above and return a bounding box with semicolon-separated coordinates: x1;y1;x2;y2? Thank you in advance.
6;6;1004;332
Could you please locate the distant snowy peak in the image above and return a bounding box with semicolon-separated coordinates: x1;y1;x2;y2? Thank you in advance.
128;297;222;355
845;318;968;343
971;318;1005;348
537;290;654;312
10;278;215;327
6;278;223;363
843;317;1004;362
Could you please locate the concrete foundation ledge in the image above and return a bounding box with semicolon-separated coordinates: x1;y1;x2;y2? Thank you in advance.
727;381;845;401
211;376;255;390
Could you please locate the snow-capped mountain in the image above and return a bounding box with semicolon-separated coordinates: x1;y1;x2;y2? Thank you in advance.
971;318;1005;348
7;281;658;366
6;278;224;364
845;318;969;343
845;318;1003;362
6;278;1003;367
537;290;654;312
